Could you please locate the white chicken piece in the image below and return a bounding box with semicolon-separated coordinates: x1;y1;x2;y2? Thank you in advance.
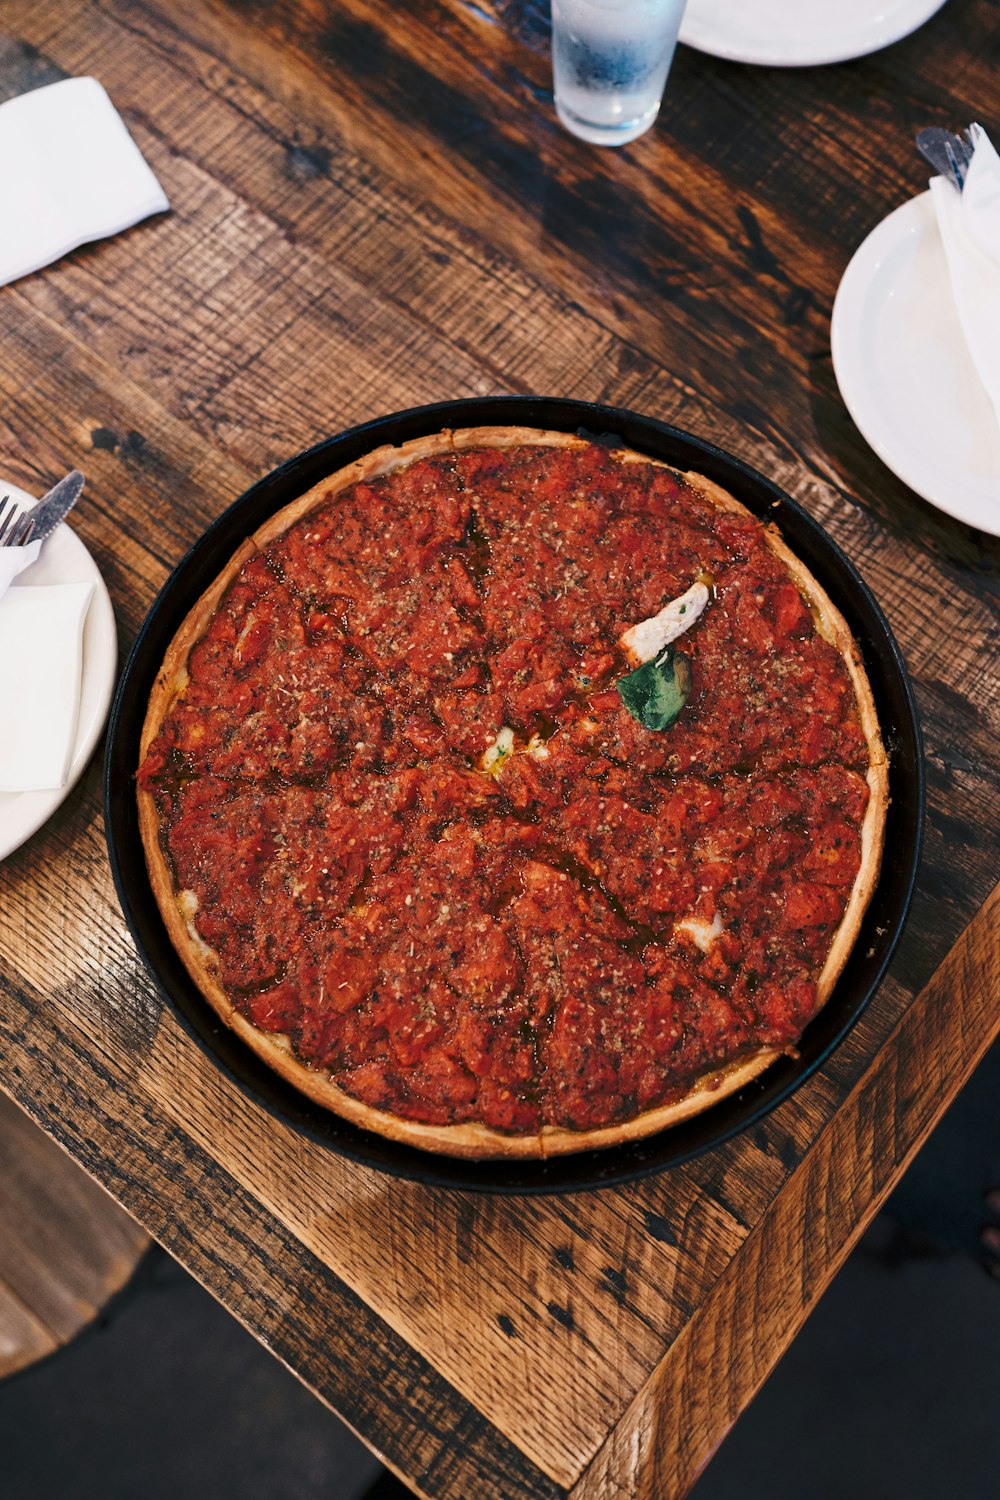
618;581;710;667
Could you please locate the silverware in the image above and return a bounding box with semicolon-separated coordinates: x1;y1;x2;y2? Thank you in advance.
916;124;978;192
27;470;86;544
0;470;86;549
0;494;35;547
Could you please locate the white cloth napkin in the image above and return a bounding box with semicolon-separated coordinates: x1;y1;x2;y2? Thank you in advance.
930;124;1000;434
0;77;169;288
0;539;42;603
0;581;94;792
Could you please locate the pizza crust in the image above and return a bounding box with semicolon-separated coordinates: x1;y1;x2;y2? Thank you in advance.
677;469;888;1016
138;427;887;1160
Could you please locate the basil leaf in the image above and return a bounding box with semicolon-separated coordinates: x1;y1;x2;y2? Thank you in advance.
615;647;693;731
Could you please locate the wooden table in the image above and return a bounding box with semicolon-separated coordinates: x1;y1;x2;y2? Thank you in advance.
1;2;998;1495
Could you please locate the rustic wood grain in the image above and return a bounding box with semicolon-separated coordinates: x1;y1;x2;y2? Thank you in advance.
0;0;997;1494
0;1092;149;1379
572;883;1000;1499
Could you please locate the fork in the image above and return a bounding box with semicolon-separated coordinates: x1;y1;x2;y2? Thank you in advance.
916;124;979;191
0;494;35;548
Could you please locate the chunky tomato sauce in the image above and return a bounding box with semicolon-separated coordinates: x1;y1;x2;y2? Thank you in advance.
140;444;870;1133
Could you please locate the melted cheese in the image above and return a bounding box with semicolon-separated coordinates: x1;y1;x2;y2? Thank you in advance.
177;889;215;959
479;727;553;776
481;725;516;774
675;911;724;952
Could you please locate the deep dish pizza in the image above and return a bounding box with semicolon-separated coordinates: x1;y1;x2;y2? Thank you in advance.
137;427;887;1158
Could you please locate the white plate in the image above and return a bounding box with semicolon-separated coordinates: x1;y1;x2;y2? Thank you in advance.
831;192;1000;535
679;0;948;67
0;479;117;861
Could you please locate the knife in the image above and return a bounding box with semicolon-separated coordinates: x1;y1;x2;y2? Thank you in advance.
27;470;86;544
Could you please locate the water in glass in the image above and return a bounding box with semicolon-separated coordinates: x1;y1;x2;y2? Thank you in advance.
551;0;687;147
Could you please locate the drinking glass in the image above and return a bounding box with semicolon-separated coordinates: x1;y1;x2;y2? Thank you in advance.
551;0;688;147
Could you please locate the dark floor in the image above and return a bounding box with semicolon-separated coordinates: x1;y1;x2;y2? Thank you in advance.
2;1043;998;1500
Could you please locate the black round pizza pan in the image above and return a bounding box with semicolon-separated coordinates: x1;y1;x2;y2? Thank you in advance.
104;396;924;1194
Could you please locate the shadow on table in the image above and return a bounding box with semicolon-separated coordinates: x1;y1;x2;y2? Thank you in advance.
1;1045;997;1500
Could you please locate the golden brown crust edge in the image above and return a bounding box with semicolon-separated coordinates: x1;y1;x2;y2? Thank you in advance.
680;470;888;1015
138;427;887;1161
247;426;588;553
231;1017;785;1160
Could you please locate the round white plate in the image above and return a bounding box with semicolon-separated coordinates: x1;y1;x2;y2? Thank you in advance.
0;479;117;862
679;0;948;67
831;192;1000;535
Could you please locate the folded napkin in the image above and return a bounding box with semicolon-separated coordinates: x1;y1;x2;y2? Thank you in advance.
930;124;1000;434
0;77;169;288
0;581;94;792
0;539;42;603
